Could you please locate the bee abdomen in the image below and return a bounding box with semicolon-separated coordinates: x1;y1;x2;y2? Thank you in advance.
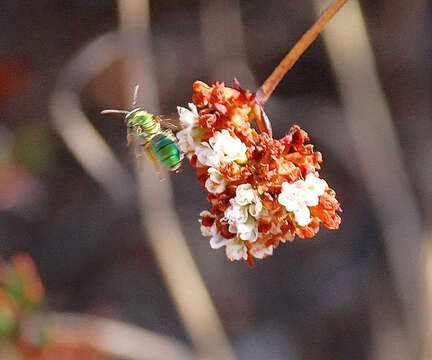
151;134;181;169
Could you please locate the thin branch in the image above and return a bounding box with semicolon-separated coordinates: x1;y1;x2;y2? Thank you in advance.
256;0;348;104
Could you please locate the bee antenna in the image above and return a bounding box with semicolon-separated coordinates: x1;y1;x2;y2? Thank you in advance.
132;85;140;107
101;109;130;115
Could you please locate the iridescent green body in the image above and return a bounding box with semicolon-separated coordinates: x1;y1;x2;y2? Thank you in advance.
126;108;182;170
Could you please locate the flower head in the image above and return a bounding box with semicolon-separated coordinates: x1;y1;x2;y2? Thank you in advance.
209;130;248;164
235;184;256;206
195;143;220;168
278;174;328;226
225;238;248;261
224;201;249;224
181;80;341;264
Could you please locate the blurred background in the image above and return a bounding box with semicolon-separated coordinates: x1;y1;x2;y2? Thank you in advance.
0;0;431;359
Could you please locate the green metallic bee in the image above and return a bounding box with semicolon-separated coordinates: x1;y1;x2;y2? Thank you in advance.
101;89;183;175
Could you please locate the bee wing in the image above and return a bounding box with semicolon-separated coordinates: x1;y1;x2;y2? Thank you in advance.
155;114;182;131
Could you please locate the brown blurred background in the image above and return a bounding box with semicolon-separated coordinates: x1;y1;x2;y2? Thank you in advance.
0;1;431;359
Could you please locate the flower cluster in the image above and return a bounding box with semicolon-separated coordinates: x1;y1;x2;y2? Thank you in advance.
176;81;341;265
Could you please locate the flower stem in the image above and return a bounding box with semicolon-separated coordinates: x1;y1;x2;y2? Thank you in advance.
256;0;348;105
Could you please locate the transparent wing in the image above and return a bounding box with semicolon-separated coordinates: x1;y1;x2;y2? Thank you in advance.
155;114;182;131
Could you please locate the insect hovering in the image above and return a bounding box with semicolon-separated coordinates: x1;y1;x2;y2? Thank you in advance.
101;86;183;175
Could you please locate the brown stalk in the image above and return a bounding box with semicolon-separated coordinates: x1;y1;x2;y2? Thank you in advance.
256;0;348;105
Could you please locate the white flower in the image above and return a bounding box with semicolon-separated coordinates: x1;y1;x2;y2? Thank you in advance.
293;207;311;227
193;129;248;168
278;181;305;212
250;242;273;259
209;130;247;164
177;103;199;128
205;168;226;194
201;225;217;237
177;127;204;162
210;233;229;249
248;199;263;217
303;173;328;206
177;128;195;154
195;143;220;168
199;211;217;237
278;174;327;226
234;183;263;217
236;218;259;243
176;103;204;161
225;238;248;261
279;183;312;226
235;183;256;206
224;202;249;224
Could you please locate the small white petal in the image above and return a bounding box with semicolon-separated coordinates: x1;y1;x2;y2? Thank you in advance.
304;173;327;196
302;191;320;207
209;130;247;164
224;202;249;224
235;183;255;206
199;211;218;236
195;143;220;167
177;104;199;127
176;127;203;158
200;222;217;237
278;178;323;214
199;210;213;217
248;199;263;217
250;242;273;259
225;238;248;261
205;168;226;194
176;129;194;153
210;233;228;249
278;190;300;212
234;183;262;217
207;167;224;183
228;223;237;234
237;218;258;242
187;102;198;116
294;207;311;226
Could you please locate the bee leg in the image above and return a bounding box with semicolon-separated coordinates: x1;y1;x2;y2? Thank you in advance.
127;130;134;146
135;145;145;170
141;143;164;181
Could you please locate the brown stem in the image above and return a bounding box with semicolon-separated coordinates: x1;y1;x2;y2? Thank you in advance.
256;0;348;105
